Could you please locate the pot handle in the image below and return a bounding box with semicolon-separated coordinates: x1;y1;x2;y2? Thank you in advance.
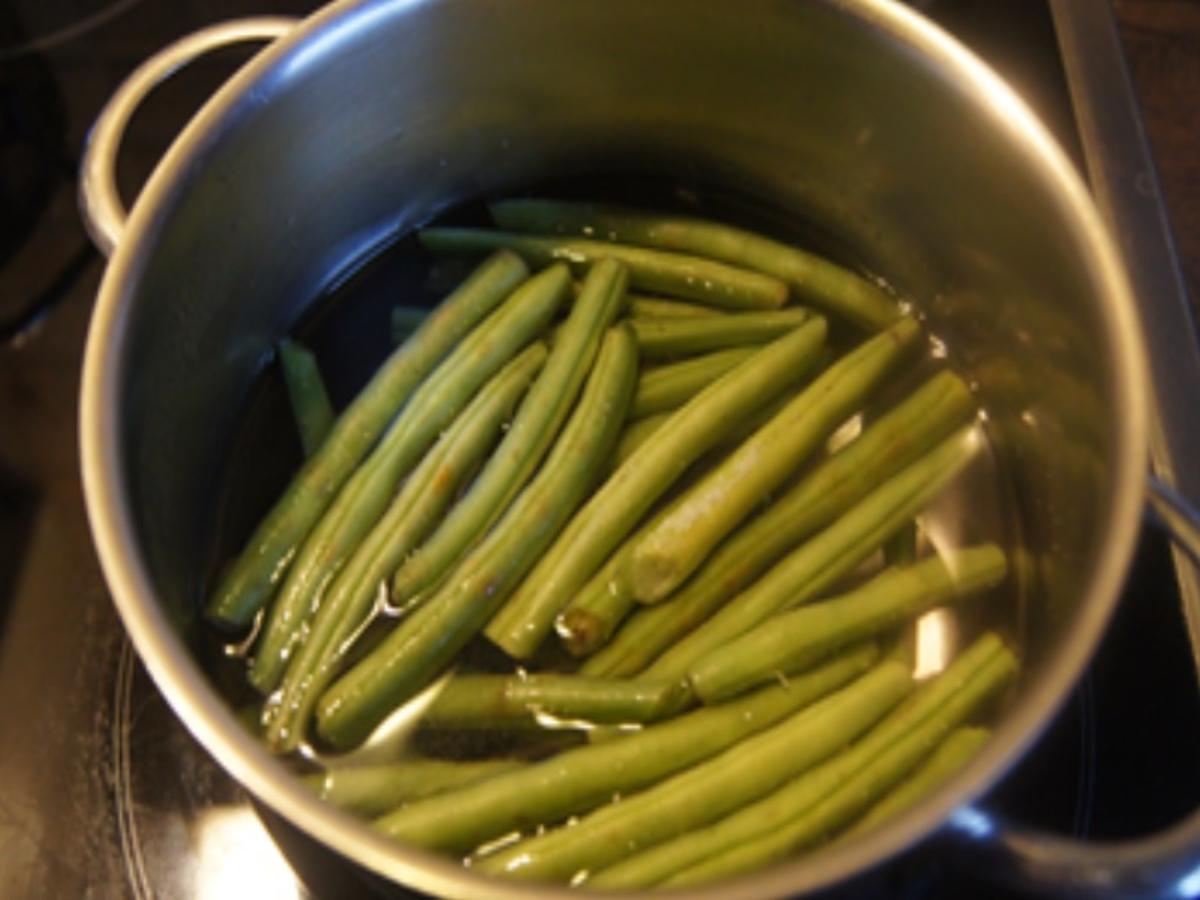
939;475;1200;898
79;17;297;257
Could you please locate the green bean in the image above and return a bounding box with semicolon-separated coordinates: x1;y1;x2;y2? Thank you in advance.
628;296;721;319
555;569;637;659
262;344;547;751
665;642;1015;886
554;500;678;658
206;251;528;628
570;281;717;320
305;758;522;817
475;660;913;882
630;317;921;602
373;644;878;852
277;339;335;458
483;318;827;659
633;347;758;418
559;390;801;657
315;326;638;749
419;227;788;311
641;425;983;683
615;391;796;476
614;388;795;474
581;371;974;678
562;396;800;656
248;266;568;693
388;258;630;610
490;199;900;330
614;413;672;465
629;308;812;359
419;674;688;730
689;545;1007;702
390;306;427;345
885;520;920;566
599;636;1011;888
841;726;991;840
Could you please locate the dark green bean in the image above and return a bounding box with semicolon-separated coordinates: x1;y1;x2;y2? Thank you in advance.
278;339;334;457
390;306;427;345
841;725;991;839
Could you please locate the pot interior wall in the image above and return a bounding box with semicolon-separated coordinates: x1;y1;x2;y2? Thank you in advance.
114;0;1122;762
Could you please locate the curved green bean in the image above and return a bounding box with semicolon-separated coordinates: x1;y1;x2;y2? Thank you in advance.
419;227;788;311
206;251;528;628
373;644;878;852
629;308;812;359
388;258;630;610
490;199;900;329
633;347;758;418
315;325;638;749
688;544;1007;702
262;344;547;751
841;725;991;839
641;425;984;683
629;316;921;602
555;564;639;659
581;370;975;678
475;660;913;882
598;636;1011;889
484;318;827;659
278;339;334;457
248;265;568;693
665;643;1015;887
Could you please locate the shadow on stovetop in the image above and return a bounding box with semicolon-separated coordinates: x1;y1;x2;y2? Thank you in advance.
0;464;38;629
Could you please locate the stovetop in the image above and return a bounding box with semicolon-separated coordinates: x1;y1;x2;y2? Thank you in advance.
1;2;1198;899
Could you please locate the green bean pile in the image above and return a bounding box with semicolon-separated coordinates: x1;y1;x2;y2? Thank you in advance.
212;199;1016;889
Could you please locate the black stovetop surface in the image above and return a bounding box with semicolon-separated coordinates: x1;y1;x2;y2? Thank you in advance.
2;2;1197;898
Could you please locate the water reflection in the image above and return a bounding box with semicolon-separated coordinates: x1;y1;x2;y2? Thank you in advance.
194;806;300;900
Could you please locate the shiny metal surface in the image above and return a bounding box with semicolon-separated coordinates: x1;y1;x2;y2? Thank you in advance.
942;801;1200;899
78;17;298;257
78;0;1155;897
931;6;1200;895
1050;0;1200;681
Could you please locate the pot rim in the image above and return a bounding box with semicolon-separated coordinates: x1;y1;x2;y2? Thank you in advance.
78;0;1151;897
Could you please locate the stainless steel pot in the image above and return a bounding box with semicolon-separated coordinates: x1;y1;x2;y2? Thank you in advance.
77;1;1200;897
